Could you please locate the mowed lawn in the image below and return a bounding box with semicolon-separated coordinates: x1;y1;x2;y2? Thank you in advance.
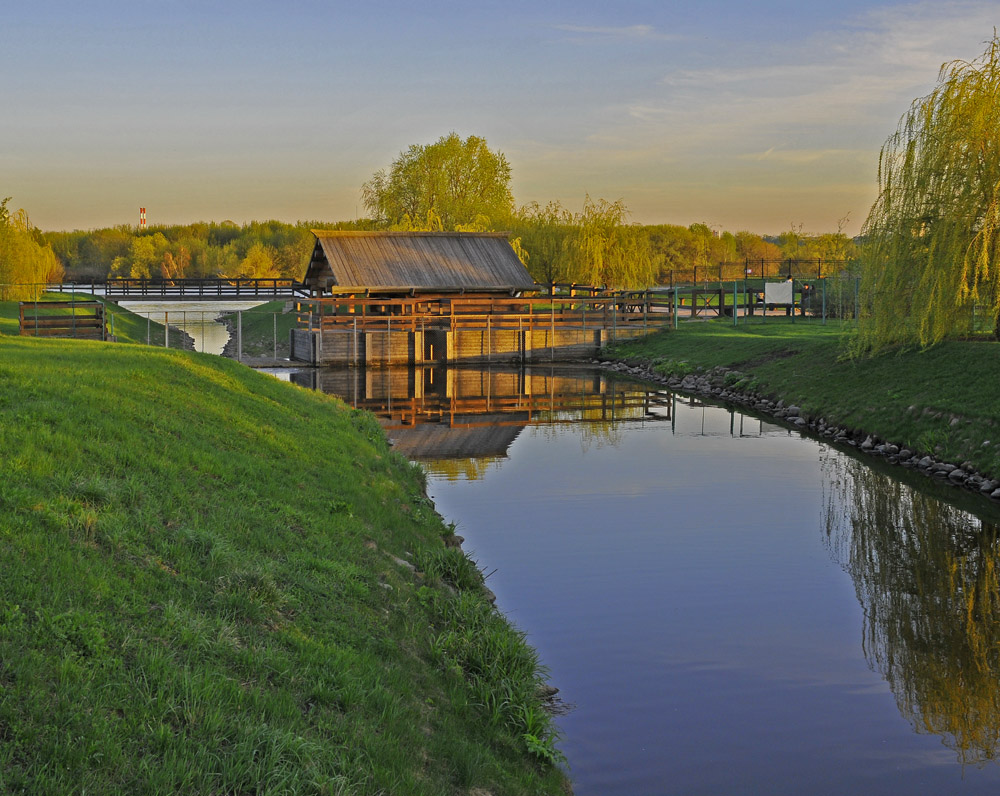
611;318;1000;477
0;333;566;795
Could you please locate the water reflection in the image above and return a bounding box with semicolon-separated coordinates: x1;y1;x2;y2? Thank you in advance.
824;453;1000;766
289;365;1000;792
117;300;266;355
293;365;787;478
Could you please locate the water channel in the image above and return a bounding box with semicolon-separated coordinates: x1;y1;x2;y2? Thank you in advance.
294;363;1000;795
117;301;268;355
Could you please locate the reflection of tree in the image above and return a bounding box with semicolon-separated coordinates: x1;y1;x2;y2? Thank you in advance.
422;456;506;482
823;453;1000;765
532;414;626;453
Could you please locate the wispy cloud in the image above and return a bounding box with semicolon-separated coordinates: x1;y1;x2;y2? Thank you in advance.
522;1;999;232
554;23;679;42
740;148;870;166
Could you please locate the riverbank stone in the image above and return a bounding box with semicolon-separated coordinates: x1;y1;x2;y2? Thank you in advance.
608;359;998;506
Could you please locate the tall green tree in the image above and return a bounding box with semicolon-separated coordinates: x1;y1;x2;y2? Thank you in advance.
569;196;655;289
361;133;514;230
510;201;575;287
855;35;1000;353
0;198;62;299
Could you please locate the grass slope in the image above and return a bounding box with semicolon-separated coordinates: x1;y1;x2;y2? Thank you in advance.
610;319;1000;477
221;301;301;360
0;336;565;795
3;293;175;346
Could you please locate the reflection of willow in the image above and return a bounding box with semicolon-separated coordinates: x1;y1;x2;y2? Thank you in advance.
421;456;506;482
823;453;1000;765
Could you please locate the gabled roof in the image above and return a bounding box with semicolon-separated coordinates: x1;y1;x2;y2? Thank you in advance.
305;231;536;293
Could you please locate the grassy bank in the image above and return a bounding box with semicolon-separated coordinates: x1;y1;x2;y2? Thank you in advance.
3;292;185;347
0;336;566;794
609;319;1000;478
221;301;301;361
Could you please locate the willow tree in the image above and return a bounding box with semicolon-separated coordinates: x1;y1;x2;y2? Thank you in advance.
823;454;1000;765
566;196;655;289
855;35;1000;353
509;201;575;287
0;198;62;300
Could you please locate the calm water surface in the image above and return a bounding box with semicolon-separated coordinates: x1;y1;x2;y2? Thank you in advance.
307;365;1000;795
118;300;266;354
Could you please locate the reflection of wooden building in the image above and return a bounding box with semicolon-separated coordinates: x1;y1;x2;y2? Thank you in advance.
291;231;668;366
291;366;672;462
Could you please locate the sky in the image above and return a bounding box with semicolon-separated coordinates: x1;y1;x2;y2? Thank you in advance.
1;0;997;235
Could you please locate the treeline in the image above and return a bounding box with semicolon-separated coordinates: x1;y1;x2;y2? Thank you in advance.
39;216;856;288
43;220;375;283
0;199;63;300
12;130;858;291
359;134;857;288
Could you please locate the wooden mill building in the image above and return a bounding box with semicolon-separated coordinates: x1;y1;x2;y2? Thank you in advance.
290;230;664;366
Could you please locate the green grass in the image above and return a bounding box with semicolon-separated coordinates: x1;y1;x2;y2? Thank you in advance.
0;335;566;795
4;292;175;346
223;301;301;359
610;318;1000;477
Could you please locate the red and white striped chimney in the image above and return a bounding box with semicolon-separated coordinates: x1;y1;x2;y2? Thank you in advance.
140;207;146;229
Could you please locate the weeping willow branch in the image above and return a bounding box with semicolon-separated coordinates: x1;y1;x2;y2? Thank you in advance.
854;34;1000;354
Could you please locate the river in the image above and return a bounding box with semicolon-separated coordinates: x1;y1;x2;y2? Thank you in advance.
296;364;1000;795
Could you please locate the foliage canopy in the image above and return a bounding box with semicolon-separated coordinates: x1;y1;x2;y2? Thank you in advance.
855;35;1000;353
361;133;514;231
0;197;63;300
511;196;656;290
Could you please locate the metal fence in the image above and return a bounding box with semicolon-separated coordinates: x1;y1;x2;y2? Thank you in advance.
120;307;293;362
664;258;856;288
656;275;862;327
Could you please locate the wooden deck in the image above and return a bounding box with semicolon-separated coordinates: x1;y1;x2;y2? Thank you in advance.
290;292;673;365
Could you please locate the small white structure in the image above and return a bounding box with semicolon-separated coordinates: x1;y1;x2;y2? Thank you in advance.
764;281;794;306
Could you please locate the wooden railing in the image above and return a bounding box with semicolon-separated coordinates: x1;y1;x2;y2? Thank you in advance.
106;278;304;300
295;292;674;334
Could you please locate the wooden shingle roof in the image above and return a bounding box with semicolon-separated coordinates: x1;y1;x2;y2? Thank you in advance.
306;231;536;293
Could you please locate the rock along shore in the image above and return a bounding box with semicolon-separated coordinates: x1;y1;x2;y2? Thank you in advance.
598;358;1000;502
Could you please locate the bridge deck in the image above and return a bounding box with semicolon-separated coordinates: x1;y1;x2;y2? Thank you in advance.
103;278;307;302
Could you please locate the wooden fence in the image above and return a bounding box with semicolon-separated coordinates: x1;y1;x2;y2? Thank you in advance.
296;292;673;334
19;301;108;340
105;277;304;301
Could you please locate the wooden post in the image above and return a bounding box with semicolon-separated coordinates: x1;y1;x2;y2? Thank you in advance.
551;299;555;360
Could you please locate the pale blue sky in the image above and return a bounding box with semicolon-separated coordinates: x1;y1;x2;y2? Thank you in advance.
2;0;996;234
